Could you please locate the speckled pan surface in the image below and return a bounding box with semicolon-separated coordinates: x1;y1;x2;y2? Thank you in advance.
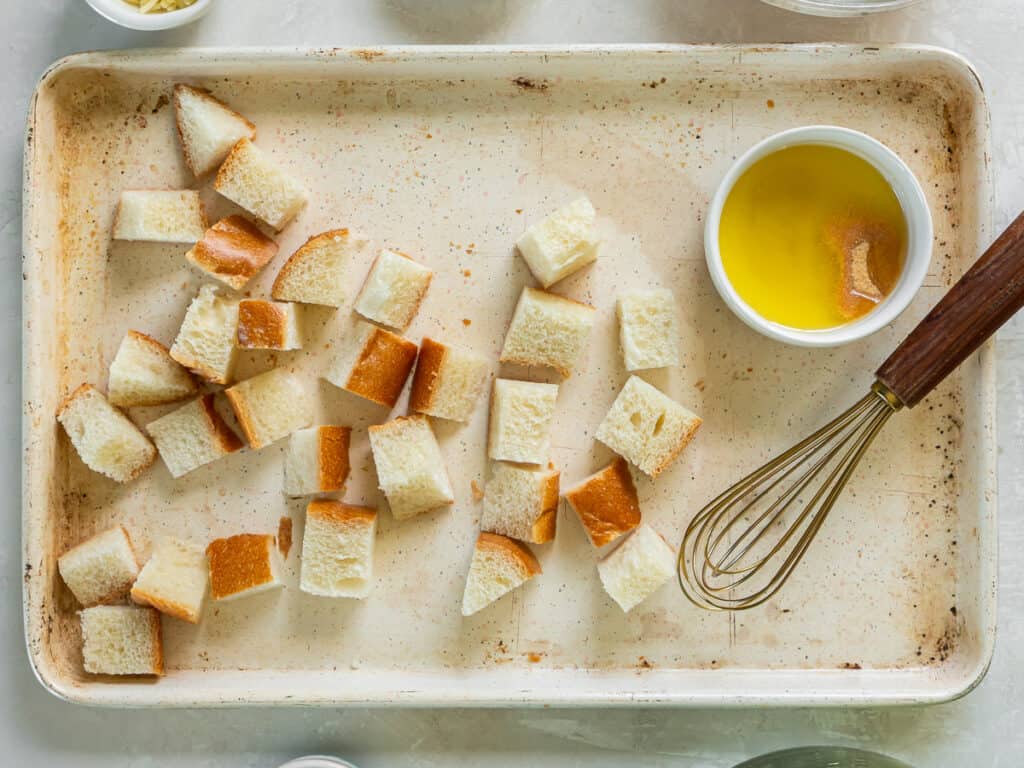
22;45;994;707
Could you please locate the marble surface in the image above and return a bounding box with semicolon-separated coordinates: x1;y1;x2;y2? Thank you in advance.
4;1;1024;766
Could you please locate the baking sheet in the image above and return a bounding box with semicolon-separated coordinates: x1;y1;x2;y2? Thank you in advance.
22;45;995;706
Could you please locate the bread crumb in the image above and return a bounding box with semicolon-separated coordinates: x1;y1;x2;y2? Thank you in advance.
463;269;472;277
695;378;706;392
471;480;485;502
278;517;293;558
527;652;543;663
462;318;472;326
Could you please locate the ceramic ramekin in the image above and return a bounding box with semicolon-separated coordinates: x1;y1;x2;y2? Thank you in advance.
83;0;213;30
704;125;933;347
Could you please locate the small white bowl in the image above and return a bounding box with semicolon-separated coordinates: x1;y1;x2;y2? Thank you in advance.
704;125;932;347
278;758;358;768
84;0;213;30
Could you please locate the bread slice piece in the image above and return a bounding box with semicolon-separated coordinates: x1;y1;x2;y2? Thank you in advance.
236;299;303;350
409;337;490;422
563;457;640;547
58;525;139;607
487;378;558;465
169;284;240;385
80;605;163;676
206;533;284;601
112;190;207;243
284;425;351;496
299;500;377;598
595;375;702;477
108;330;197;408
516;197;600;287
146;395;243;478
597;524;676;612
368;415;454;520
272;228;372;307
500;287;595;377
130;538;209;623
480;463;559;544
214;138;306;230
56;384;156;483
225;368;313;449
461;532;541;616
354;249;433;330
618;289;680;371
173;84;257;177
185;215;279;290
324;321;418;408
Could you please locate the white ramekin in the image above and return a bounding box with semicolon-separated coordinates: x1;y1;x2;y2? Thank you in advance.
83;0;213;30
704;125;933;347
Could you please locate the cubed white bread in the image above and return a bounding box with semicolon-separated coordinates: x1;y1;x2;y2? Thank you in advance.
354;249;433;330
185;215;279;290
461;532;541;617
130;538;209;624
146;395;243;478
236;299;303;350
499;287;595;377
487;378;558;465
206;533;284;601
618;289;680;371
324;321;418;408
57;525;139;607
597;524;676;612
595;375;702;477
368;415;454;521
284;425;351;496
299;500;377;598
108;330;198;408
480;463;559;545
173;84;257;177
214;138;307;231
563;457;640;548
272;228;372;307
112;190;207;243
408;337;490;422
225;368;313;449
80;605;163;676
516;197;600;287
56;384;156;483
169;284;240;385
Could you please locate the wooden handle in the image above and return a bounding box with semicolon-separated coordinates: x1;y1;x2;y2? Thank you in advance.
876;211;1024;407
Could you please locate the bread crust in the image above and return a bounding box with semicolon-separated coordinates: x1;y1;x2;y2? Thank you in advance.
344;327;418;408
173;84;256;177
316;426;351;492
408;336;446;412
130;587;199;625
650;418;703;477
476;532;542;578
564;457;641;547
532;470;561;544
237;300;288;349
307;499;376;526
187;216;278;290
196;394;245;453
206;534;275;600
271;228;350;301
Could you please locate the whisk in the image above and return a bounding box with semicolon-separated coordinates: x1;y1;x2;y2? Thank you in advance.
679;211;1024;611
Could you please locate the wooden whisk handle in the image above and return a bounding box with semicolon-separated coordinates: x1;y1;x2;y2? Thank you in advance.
876;211;1024;407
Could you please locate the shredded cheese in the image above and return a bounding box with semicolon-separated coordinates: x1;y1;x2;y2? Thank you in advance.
124;0;196;12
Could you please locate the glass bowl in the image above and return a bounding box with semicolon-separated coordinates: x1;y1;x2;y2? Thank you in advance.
761;0;921;15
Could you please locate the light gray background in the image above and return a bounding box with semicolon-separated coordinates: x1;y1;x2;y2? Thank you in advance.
4;1;1022;766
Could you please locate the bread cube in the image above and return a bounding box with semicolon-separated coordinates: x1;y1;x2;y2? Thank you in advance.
480;464;559;544
170;284;240;385
58;525;139;607
236;299;303;350
112;190;207;243
272;228;372;307
368;415;454;520
500;287;595;377
354;249;433;330
57;384;156;483
185;215;279;290
80;605;163;676
595;376;702;477
206;533;284;601
597;524;676;612
214;138;306;230
299;500;377;598
462;532;541;616
564;457;640;548
284;426;351;496
108;330;198;408
225;368;313;449
173;84;257;177
618;289;680;371
325;321;418;408
130;538;209;624
146;395;243;478
409;337;490;422
487;378;558;465
516;197;600;287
